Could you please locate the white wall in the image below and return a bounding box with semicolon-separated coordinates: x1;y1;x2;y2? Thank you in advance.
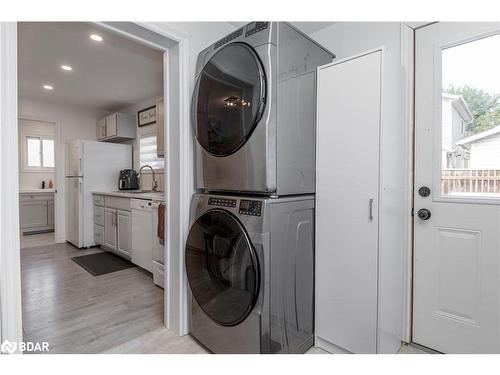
142;22;236;336
18;97;102;242
19;97;101;142
308;22;408;353
119;96;165;191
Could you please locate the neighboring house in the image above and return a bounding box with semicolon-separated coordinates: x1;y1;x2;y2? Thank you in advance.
456;125;500;169
441;92;473;169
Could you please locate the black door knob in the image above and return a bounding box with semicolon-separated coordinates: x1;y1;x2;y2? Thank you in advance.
417;208;431;221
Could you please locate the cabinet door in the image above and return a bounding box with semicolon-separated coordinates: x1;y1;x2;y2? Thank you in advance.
104;208;117;250
117;209;131;257
97;117;106;140
47;199;54;230
156;97;165;157
20;200;48;231
106;114;117;138
94;224;104;245
316;50;382;354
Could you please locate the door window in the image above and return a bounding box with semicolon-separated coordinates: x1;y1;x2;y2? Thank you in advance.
185;209;260;326
193;43;266;157
440;33;500;197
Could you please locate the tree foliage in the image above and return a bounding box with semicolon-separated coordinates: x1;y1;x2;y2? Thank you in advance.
446;85;500;136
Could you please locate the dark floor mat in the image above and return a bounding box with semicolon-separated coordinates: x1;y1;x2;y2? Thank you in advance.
71;251;136;276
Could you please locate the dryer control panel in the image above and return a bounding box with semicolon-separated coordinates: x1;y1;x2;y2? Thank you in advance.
208;197;237;208
239;200;262;216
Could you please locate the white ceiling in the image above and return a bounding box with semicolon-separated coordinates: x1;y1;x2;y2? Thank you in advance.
18;22;163;112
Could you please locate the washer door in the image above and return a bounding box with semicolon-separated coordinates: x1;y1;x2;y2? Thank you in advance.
193;42;266;157
185;209;260;326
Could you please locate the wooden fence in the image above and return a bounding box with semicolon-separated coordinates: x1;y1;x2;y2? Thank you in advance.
442;169;500;194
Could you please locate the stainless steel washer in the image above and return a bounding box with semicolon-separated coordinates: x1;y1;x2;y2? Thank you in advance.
185;193;315;353
192;22;334;195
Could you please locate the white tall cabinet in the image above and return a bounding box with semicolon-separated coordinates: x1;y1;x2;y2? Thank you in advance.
315;49;384;354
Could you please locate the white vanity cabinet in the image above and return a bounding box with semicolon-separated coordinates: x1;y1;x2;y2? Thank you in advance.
96;112;135;142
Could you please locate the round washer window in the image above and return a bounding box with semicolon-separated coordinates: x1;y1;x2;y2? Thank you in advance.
185;209;260;326
193;43;266;157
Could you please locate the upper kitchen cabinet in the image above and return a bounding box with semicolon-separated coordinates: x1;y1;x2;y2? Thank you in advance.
156;97;164;157
96;112;135;142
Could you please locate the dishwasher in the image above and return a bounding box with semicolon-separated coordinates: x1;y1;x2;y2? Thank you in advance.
131;198;153;272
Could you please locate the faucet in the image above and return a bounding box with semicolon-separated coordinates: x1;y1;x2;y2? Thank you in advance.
139;165;158;192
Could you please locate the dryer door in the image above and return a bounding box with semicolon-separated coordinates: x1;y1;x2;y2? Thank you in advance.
185;209;260;326
193;42;266;157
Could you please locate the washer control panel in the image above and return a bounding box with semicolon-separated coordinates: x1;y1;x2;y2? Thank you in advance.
245;22;269;37
208;197;237;208
239;200;262;216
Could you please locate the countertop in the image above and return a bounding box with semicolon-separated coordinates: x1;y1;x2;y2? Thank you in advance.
92;190;164;200
20;189;56;194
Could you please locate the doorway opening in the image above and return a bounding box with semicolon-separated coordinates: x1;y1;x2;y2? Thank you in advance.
15;21;179;353
18;117;59;249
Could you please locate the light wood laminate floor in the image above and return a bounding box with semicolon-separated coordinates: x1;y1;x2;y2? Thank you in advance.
21;243;428;354
21;242;205;354
21;231;55;249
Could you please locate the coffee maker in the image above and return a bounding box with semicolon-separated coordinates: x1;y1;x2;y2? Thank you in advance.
118;169;139;190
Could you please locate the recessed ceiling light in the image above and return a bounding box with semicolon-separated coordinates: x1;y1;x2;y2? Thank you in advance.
61;65;72;71
43;84;54;90
90;34;103;42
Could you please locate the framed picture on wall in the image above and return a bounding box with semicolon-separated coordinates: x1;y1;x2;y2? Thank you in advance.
138;105;157;127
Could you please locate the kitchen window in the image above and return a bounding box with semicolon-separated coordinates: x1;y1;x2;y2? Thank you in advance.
139;134;163;170
25;136;55;170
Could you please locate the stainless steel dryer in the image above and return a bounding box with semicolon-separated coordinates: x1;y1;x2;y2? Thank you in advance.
185;193;315;353
192;22;334;195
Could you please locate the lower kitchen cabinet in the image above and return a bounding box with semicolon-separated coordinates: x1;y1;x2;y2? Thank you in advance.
116;209;131;257
100;199;131;259
94;224;104;245
19;192;55;234
104;208;117;250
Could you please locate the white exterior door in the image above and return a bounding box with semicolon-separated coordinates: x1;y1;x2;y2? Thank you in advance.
413;22;500;353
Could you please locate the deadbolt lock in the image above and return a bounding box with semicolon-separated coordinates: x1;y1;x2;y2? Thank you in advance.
418;186;431;197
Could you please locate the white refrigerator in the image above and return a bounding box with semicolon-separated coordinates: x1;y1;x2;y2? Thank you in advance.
65;140;132;248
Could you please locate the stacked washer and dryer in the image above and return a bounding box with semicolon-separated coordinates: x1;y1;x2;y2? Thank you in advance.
185;22;334;354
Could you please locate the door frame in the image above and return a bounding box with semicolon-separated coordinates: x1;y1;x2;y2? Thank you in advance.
18;115;63;243
401;22;435;344
0;21;192;348
0;22;23;348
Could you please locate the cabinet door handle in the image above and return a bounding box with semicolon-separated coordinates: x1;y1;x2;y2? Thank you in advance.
369;198;374;221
